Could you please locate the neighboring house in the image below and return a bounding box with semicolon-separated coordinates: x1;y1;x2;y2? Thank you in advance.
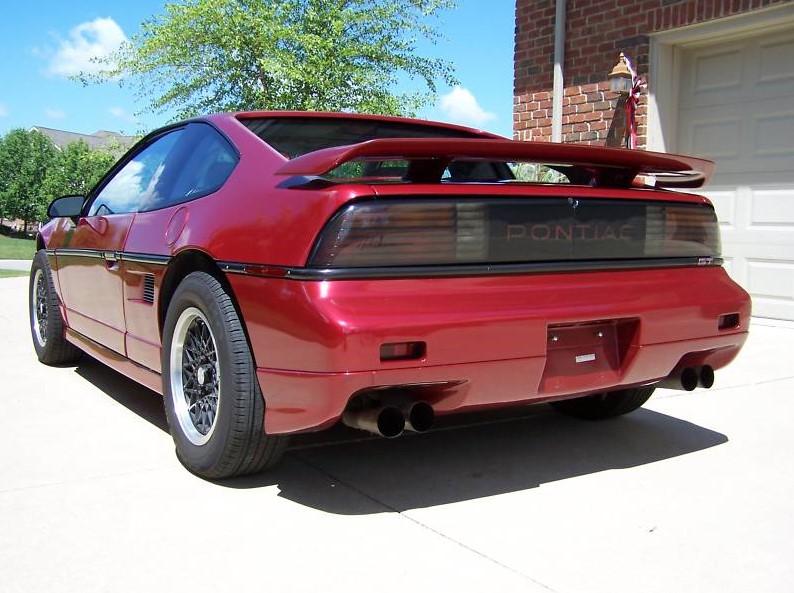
30;126;138;155
514;0;794;320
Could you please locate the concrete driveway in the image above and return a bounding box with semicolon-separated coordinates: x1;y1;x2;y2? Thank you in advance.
1;275;792;592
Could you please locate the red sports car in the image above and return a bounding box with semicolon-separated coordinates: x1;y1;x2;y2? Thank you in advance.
30;112;750;479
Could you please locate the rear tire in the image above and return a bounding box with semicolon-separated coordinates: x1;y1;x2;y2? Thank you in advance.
550;387;655;420
161;271;287;479
29;249;82;365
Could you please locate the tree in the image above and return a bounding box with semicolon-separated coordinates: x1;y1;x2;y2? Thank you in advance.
0;129;57;232
82;0;457;119
42;141;117;199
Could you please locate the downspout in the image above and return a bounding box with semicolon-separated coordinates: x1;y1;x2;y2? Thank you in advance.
552;0;566;142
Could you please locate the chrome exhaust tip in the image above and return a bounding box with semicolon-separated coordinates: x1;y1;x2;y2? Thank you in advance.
699;365;715;389
658;367;699;391
342;406;406;438
401;401;435;433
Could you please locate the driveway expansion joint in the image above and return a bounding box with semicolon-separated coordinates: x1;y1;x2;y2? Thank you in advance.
291;452;558;592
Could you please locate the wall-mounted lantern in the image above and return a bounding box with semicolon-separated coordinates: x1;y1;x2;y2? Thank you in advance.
607;52;642;149
608;52;634;94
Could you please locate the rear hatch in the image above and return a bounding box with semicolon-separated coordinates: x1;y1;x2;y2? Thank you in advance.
274;136;720;277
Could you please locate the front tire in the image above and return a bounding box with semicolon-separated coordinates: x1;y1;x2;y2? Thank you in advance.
161;272;286;479
550;387;655;420
29;249;81;365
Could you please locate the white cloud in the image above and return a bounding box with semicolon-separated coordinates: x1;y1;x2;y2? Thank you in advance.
438;86;497;128
47;17;127;77
45;108;66;119
0;102;7;117
109;106;137;124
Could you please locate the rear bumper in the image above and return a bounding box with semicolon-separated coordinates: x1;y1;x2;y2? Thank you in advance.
227;266;751;434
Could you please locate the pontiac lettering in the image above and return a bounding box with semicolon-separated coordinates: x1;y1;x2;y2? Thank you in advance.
506;223;635;241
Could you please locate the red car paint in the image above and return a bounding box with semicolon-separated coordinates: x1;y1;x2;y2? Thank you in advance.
38;111;750;435
277;136;716;185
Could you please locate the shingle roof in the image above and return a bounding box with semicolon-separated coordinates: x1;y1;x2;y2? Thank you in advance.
29;126;138;153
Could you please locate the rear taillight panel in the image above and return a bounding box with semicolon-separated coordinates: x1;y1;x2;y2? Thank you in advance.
308;198;721;268
310;202;488;267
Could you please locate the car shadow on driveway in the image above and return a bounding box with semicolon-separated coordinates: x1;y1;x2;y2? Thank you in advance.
236;408;728;514
74;357;169;433
73;356;728;514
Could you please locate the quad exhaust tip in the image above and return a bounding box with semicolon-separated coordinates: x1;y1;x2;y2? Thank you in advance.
342;401;435;438
699;365;715;389
658;365;715;391
402;401;435;433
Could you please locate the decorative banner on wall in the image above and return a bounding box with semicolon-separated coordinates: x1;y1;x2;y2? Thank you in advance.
605;95;628;148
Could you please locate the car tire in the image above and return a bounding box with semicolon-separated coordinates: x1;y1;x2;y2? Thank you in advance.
550;386;656;420
29;249;82;365
161;271;287;479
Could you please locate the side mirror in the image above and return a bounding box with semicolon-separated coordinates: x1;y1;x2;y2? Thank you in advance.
47;195;85;219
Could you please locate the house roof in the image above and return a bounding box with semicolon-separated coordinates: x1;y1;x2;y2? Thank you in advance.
29;126;138;153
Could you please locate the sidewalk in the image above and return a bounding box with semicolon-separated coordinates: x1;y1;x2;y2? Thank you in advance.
0;259;31;271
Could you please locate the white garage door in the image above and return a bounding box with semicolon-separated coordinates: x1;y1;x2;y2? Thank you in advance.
677;28;794;320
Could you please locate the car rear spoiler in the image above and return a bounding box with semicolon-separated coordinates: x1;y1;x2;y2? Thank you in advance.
275;137;715;189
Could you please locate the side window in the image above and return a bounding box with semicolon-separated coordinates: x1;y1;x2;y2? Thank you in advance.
87;129;183;216
144;123;239;212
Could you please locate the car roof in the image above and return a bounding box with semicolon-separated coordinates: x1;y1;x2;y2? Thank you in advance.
228;110;506;140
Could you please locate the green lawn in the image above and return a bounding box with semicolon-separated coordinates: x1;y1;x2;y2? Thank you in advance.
0;269;29;279
0;234;36;260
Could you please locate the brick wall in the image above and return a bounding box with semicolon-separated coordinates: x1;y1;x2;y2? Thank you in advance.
515;81;647;145
514;0;791;146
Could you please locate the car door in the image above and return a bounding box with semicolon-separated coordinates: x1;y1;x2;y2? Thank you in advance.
54;128;184;354
121;122;240;371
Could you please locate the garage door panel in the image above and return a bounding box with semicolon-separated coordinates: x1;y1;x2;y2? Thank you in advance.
758;36;794;84
717;232;794;249
746;259;794;299
681;99;794;174
677;27;794;319
754;110;794;158
689;46;745;94
750;188;794;226
745;253;794;320
695;181;794;319
747;296;793;319
726;244;794;318
705;171;794;186
685;116;742;160
682;33;794;107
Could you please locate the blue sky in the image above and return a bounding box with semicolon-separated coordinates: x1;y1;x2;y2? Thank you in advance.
0;1;515;138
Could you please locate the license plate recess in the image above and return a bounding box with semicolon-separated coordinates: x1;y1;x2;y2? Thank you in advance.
540;319;639;394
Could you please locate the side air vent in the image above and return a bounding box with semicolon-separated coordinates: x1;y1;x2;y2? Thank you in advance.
142;274;155;304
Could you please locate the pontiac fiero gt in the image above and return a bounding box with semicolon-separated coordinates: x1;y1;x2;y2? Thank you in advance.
30;112;750;478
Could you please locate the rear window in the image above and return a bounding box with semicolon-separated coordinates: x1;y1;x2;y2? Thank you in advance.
239;117;481;158
240;117;582;185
